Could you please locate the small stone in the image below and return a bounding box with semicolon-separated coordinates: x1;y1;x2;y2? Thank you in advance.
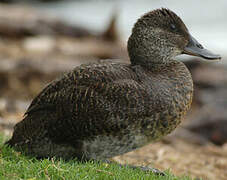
23;36;55;53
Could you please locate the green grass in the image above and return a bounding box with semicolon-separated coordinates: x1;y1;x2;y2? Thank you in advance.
0;135;194;180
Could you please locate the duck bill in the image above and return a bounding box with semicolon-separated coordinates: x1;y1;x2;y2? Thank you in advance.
183;34;221;60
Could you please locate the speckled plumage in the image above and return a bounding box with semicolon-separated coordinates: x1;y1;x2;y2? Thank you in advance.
7;8;199;160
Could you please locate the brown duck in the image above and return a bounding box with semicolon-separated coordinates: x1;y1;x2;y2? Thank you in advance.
6;8;221;167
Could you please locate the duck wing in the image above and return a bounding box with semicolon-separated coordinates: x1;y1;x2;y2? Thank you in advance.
22;63;152;143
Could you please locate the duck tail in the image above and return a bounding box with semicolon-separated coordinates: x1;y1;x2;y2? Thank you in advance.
4;112;48;148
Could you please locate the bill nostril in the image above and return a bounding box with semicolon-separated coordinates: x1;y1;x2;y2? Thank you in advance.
196;43;203;49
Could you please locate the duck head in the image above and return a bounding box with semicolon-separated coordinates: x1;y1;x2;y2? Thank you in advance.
127;8;221;66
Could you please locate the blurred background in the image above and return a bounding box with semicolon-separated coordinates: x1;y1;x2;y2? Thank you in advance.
0;0;226;179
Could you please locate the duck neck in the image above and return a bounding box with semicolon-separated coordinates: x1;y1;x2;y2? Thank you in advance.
130;56;170;69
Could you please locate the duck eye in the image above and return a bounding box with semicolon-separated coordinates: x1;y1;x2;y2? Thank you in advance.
170;23;176;31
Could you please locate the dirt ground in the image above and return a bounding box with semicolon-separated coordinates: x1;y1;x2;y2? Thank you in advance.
114;138;227;180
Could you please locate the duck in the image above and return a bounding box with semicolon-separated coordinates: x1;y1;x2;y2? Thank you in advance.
6;8;221;169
